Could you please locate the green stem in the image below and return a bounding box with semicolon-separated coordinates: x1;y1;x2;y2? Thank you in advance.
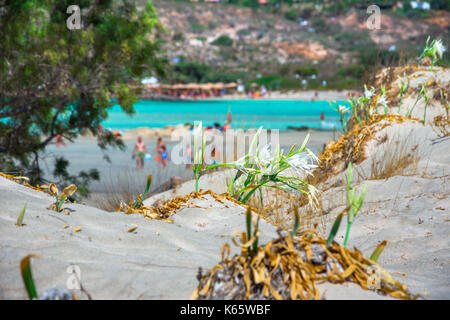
343;222;352;248
195;171;199;192
241;180;267;204
406;95;422;118
397;94;404;114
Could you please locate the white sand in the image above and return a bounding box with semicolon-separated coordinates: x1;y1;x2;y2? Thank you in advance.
2;117;449;299
0;176;278;299
317;122;450;299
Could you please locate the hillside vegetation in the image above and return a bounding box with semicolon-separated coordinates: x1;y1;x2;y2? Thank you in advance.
153;0;449;90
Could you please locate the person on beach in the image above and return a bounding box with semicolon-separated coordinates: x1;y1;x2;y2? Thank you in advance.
132;136;148;170
155;137;166;167
160;145;168;168
156;137;165;150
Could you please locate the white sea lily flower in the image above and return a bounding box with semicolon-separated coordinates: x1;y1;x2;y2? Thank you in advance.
364;86;375;99
260;161;280;176
288;153;318;176
307;184;320;208
434;39;445;59
231;156;255;174
255;144;273;167
377;94;389;108
338;105;350;114
306;148;319;163
234;175;246;190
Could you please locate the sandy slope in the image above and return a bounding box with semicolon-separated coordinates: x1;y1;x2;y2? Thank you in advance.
1;127;448;299
0;173;399;300
0;177;279;299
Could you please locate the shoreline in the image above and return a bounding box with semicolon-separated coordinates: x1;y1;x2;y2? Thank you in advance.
115;125;340;140
44;130;337;196
139;89;359;102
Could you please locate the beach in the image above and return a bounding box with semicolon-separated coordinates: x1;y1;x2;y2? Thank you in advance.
1;65;449;300
43;129;337;204
213;90;355;101
2;0;450;304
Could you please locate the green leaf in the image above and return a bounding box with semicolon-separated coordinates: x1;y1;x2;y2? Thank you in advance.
56;195;66;212
327;212;344;248
356;184;367;211
16;202;27;226
133;174;152;208
291;207;300;238
299;133;310;151
370;240;388;262
20;254;41;300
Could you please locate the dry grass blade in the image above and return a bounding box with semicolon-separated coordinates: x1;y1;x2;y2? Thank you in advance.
306;114;420;186
0;172;46;192
370;240;388;262
362;131;423;180
118;189;247;223
62;184;77;197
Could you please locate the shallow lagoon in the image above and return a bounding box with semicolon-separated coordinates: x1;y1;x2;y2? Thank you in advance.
103;99;343;131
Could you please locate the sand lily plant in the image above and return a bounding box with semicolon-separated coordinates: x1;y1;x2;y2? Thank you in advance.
47;183;77;212
397;75;410;113
346;85;375;127
343;163;367;247
420;37;445;72
326;163;366;248
192;122;207;192
329;100;350;133
405;83;427;118
377;86;389;115
204;128;319;206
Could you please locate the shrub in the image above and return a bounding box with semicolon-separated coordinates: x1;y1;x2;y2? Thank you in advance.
211;35;234;46
294;66;318;77
172;32;185;42
191;24;206;33
310;16;330;33
172;62;211;83
237;29;252;37
335;64;365;79
284;9;298;21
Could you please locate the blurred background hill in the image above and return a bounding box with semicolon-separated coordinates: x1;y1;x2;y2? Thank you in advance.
150;0;449;90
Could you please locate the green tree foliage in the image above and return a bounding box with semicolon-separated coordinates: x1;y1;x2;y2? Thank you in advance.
284;9;298;21
0;0;164;194
211;35;234;47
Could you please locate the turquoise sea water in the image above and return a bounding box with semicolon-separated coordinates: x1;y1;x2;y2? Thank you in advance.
103;99;343;131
